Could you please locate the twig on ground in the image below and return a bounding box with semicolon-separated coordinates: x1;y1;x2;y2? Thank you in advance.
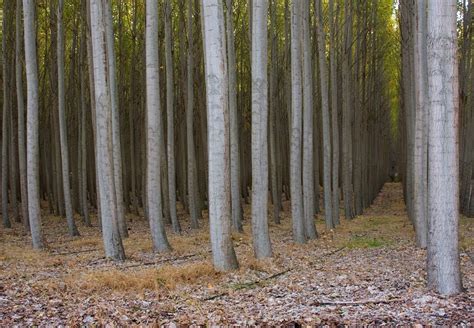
51;249;97;256
203;268;293;301
121;253;199;269
313;298;404;307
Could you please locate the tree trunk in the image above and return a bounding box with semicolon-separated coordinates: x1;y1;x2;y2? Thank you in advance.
90;0;125;260
23;0;43;249
426;0;462;295
201;0;239;271
315;0;334;230
164;0;181;233
412;0;428;248
16;0;29;231
104;1;128;238
145;0;171;253
58;0;79;237
187;0;201;229
226;0;244;232
251;0;273;258
302;0;317;239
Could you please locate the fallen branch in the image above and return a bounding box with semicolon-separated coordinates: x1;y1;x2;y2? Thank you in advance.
121;253;199;269
320;247;345;258
313;298;404;307
52;248;97;256
203;268;293;301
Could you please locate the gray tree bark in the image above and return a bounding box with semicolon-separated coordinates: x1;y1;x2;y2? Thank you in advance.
226;0;243;232
201;0;239;271
251;0;273;258
426;0;462;295
90;0;125;260
58;0;79;237
16;0;29;231
23;0;43;248
302;0;317;239
145;0;171;253
164;0;181;233
315;0;334;229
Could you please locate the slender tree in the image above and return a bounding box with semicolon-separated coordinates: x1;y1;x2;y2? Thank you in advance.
201;0;239;270
226;0;243;232
251;0;273;258
90;0;125;260
164;0;181;233
16;0;29;231
426;0;462;295
58;0;80;237
23;0;43;248
315;0;334;229
145;0;171;252
302;0;317;239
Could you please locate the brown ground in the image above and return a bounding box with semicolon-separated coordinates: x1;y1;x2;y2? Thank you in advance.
0;183;473;326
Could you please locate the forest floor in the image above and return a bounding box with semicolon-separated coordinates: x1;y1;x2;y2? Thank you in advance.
0;183;473;326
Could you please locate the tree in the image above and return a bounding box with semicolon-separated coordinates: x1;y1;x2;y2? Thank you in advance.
201;0;239;271
226;0;243;232
251;0;273;258
104;0;128;238
90;0;125;260
2;0;12;229
16;0;29;231
145;0;171;253
289;0;306;243
187;0;201;229
412;0;428;248
302;0;317;239
315;0;334;230
23;0;43;249
164;0;181;234
57;0;79;237
426;0;462;295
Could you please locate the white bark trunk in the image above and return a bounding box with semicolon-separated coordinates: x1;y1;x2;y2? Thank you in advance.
201;0;239;270
104;1;128;238
302;0;317;240
58;0;79;237
23;0;43;248
314;0;334;230
251;0;273;258
90;0;125;260
226;0;243;232
145;0;171;253
426;0;462;295
164;0;181;233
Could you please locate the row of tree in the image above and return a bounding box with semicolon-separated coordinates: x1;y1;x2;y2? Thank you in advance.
0;0;469;295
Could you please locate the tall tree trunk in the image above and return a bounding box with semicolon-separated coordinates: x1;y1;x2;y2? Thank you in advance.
23;0;43;249
426;0;462;295
187;0;201;229
145;0;171;253
226;0;243;232
58;0;79;237
2;0;12;228
104;1;128;238
315;0;334;229
328;0;340;226
302;0;317;239
90;0;125;260
251;0;273;258
201;0;239;271
16;0;29;230
290;0;306;243
164;0;181;233
342;0;354;220
412;0;428;248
